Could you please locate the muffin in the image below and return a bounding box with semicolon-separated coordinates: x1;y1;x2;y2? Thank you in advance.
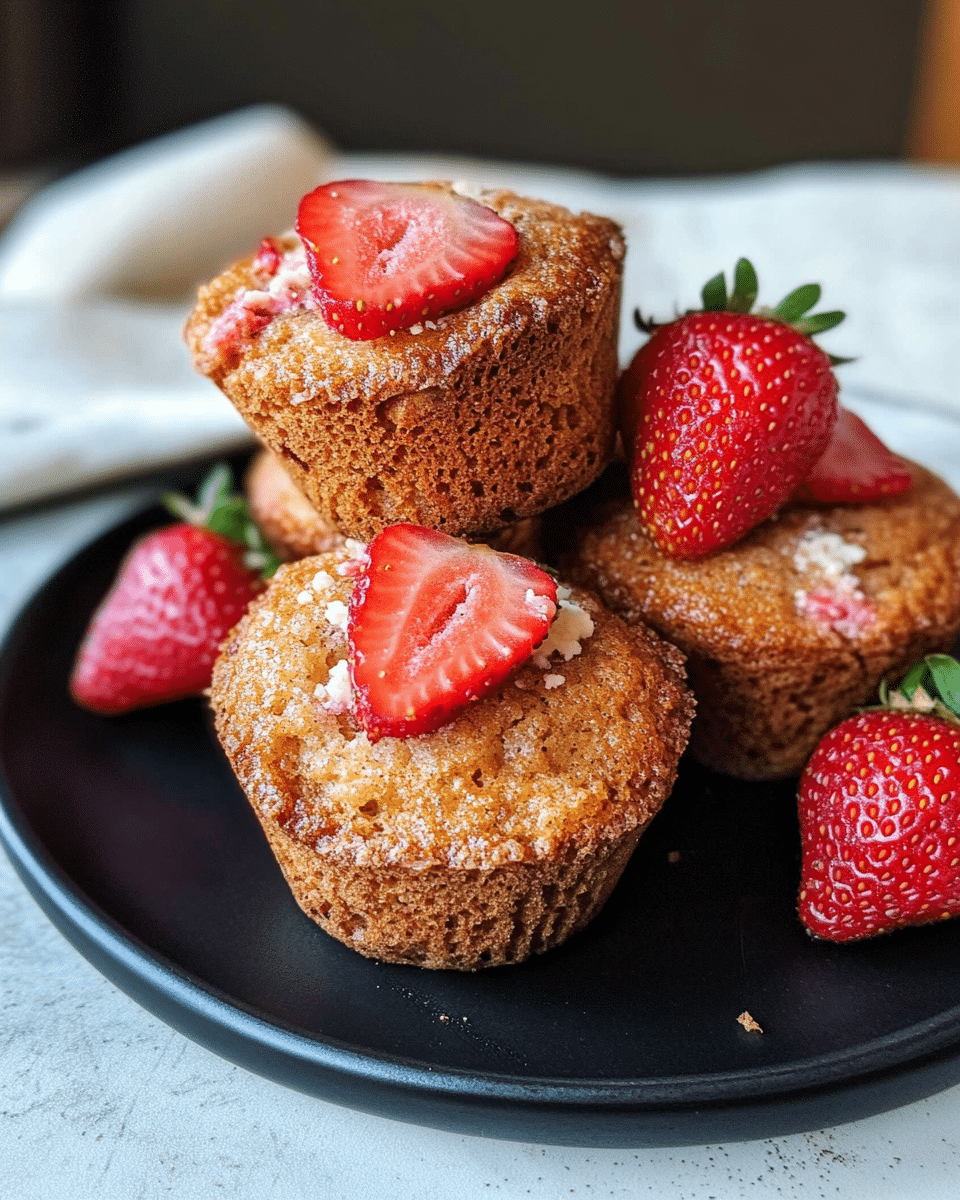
246;447;543;562
210;547;693;969
570;462;960;780
186;184;624;540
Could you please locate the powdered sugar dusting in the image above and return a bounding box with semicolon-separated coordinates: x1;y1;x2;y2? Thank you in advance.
792;530;866;578
324;599;349;631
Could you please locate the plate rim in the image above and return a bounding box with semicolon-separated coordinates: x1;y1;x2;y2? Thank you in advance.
4;424;960;1144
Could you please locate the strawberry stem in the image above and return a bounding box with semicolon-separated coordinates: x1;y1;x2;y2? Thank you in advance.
163;463;280;579
875;654;960;724
633;258;851;363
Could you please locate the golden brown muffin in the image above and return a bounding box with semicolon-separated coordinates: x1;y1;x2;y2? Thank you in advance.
186;184;624;540
210;549;693;969
245;447;543;562
570;462;960;781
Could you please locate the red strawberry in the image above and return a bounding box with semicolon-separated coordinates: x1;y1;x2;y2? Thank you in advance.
621;259;845;558
348;524;557;741
296;180;518;340
71;465;275;714
793;406;913;504
798;654;960;942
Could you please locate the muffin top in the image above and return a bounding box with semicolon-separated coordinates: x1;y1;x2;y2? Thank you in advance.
185;183;625;396
211;547;692;871
571;462;960;664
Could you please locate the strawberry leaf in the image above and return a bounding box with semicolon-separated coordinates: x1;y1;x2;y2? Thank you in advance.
701;272;728;312
898;659;933;701
163;462;279;580
772;283;821;324
727;258;758;314
926;654;960;716
795;310;846;337
206;496;249;544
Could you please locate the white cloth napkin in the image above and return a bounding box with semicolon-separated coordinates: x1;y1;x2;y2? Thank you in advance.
0;106;329;509
1;105;958;511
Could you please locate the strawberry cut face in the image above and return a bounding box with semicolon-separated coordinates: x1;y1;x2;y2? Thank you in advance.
296;180;518;340
348;524;557;741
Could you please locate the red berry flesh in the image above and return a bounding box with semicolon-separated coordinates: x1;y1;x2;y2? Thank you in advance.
296;180;518;340
348;524;557;741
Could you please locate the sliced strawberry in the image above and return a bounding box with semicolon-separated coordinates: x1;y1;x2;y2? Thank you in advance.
348;524;557;741
296;180;518;340
794;406;913;504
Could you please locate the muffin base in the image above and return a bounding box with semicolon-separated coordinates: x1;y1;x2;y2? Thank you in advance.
264;821;643;970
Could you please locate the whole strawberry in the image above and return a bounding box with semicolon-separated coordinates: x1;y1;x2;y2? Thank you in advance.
798;654;960;942
71;465;278;715
621;259;847;558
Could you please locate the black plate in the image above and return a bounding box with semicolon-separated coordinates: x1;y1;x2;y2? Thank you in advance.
3;505;960;1149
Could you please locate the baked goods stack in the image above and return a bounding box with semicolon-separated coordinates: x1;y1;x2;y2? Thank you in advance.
185;180;695;969
73;178;960;961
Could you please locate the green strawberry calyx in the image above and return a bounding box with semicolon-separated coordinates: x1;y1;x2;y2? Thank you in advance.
633;257;853;366
162;462;280;579
873;654;960;726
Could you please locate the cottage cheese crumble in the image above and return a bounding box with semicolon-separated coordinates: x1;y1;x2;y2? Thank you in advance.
791;527;875;637
532;585;595;668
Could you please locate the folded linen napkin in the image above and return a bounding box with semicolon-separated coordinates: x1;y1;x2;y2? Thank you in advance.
0;105;329;509
1;104;958;511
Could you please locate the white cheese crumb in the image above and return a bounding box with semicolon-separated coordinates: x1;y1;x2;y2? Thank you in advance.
343;538;367;557
792;530;866;579
424;320;437;330
543;674;565;690
296;590;314;605
316;658;353;715
451;179;485;199
290;391;310;405
408;323;424;335
312;570;334;592
324;599;349;631
532;594;595;668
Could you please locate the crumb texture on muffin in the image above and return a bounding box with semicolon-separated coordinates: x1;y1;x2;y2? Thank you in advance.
187;186;624;539
210;549;692;968
570;463;960;780
245;447;543;562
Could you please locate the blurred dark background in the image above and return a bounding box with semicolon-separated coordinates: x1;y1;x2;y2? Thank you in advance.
0;0;951;176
